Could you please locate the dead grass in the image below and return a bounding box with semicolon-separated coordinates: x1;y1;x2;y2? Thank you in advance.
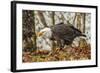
22;44;91;63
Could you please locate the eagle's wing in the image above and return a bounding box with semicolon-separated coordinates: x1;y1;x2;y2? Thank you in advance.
52;24;75;39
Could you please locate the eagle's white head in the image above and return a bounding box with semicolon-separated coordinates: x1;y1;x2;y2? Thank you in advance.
37;27;52;39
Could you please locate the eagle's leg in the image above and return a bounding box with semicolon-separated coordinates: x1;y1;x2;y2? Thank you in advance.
57;40;65;50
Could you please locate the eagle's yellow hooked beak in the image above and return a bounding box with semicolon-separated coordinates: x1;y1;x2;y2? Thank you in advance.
37;31;44;37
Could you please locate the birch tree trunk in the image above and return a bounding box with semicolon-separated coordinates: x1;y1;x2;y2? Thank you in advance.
81;13;86;33
75;13;86;33
37;11;48;27
76;13;82;31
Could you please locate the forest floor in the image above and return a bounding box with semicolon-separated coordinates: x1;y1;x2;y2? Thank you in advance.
22;44;91;63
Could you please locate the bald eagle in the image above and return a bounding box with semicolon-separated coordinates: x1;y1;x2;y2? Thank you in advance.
37;22;86;50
